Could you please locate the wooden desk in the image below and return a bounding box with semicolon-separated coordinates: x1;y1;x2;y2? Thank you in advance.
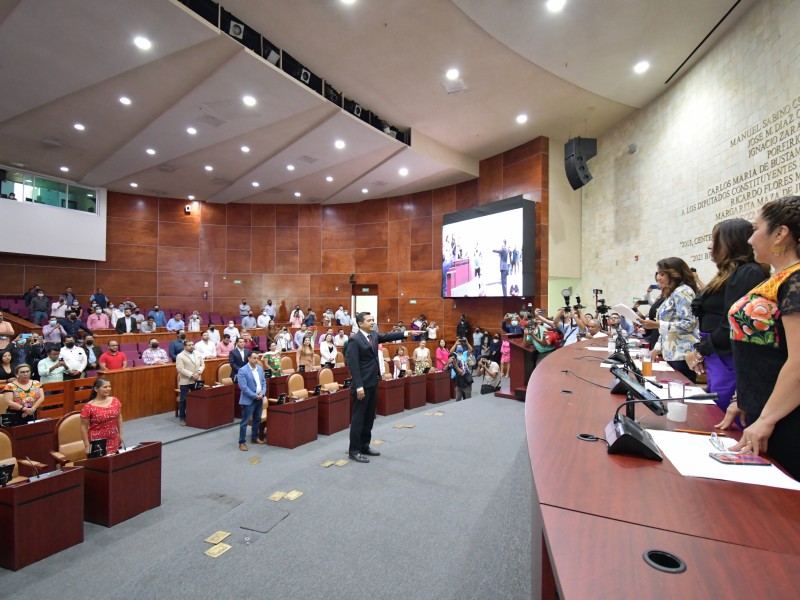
0;467;84;571
268;374;289;399
498;334;534;400
425;370;450;404
301;369;320;391
317;389;351;435
266;398;318;449
403;374;427;409
526;340;800;598
185;385;234;429
377;379;404;416
4;419;57;469
331;366;350;385
74;441;162;527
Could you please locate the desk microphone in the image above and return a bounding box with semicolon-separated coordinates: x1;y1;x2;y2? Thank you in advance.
25;455;39;479
609;361;664;388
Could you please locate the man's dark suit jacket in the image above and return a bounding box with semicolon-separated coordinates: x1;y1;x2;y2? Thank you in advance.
114;316;138;334
228;347;251;377
346;329;405;390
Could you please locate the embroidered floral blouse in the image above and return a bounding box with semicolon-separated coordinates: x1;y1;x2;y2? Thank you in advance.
654;283;699;360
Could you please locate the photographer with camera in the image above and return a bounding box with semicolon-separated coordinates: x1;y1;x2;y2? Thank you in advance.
476;356;501;394
447;351;472;401
555;304;587;346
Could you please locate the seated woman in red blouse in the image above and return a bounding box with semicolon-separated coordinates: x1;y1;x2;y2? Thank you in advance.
80;377;124;454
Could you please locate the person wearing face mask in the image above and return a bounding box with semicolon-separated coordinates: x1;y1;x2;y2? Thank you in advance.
239;299;250;319
187;311;202;333
43;316;67;344
263;299;275;319
87;305;110;330
304;307;316;327
502;315;524;334
142;338;169;365
489;333;503;365
29;289;50;324
224;321;240;343
59;335;87;380
176;340;205;426
60;310;93;339
207;324;220;345
148;305;167;328
0;311;14;350
169;331;187;362
80;335;100;371
257;309;271;329
241;311;257;330
70;301;84;320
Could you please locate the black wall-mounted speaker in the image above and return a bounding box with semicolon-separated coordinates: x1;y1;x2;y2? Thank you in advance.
564;137;597;190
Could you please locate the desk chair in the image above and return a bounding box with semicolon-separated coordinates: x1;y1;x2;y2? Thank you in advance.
217;363;233;385
50;411;87;466
287;373;308;401
318;368;340;392
0;429;45;484
280;356;295;376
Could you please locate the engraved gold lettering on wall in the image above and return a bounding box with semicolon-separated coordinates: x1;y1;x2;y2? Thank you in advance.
679;93;800;264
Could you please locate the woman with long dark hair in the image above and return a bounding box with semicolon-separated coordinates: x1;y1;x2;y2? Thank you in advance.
80;377;123;454
684;219;769;412
640;257;700;382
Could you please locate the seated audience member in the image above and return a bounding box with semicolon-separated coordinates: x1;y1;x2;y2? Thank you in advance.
87;306;110;330
241;311;257;330
195;331;217;359
216;333;234;358
241;332;257;351
148;305;167;327
3;364;44;424
142;339;169;365
0;311;14;350
132;307;145;324
187;311;202;333
262;342;282;377
393;320;406;333
207;324;221;344
38;347;67;383
229;338;250;381
277;327;293;351
60;335;87;380
168;331;187;362
81;335;100;371
61;310;93;339
393;346;410;378
607;312;634;335
340;310;352;327
320;333;337;367
139;316;158;334
30;289;50;324
257;309;271;329
585;319;607;338
166;313;185;332
51;296;68;319
99;340;127;371
115;307;138;334
90;287;108;309
224;321;240;343
477;356;502;393
334;329;348;348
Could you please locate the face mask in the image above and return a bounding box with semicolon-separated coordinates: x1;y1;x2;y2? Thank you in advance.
37;293;43;297
96;309;102;314
511;320;519;326
456;346;463;352
65;342;75;349
248;313;253;317
179;334;186;341
494;337;500;341
50;320;57;325
17;339;26;346
151;343;159;349
229;324;234;328
209;326;215;330
85;341;93;347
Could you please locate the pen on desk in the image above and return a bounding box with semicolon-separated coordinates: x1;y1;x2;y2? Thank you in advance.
674;429;728;436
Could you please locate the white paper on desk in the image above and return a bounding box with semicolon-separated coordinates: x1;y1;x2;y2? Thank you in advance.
584;345;614;352
647;429;800;491
644;383;715;404
612;303;642;324
599;360;674;372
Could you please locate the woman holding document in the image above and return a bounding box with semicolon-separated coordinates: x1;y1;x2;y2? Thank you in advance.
718;197;800;479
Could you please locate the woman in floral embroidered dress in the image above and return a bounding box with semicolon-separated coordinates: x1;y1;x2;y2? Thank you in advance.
718;197;800;479
80;377;123;454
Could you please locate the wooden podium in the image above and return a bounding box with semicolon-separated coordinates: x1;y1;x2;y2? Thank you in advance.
268;374;289;399
425;371;450;404
186;385;235;429
496;334;535;400
266;398;318;448
73;442;162;527
0;467;84;570
4;419;58;469
377;379;405;416
317;389;351;435
403;374;427;409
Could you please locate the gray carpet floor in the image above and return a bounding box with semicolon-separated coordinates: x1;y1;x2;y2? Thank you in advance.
0;383;531;600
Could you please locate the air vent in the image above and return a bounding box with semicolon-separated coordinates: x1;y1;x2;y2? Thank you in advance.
41;137;65;148
372;180;388;187
212;177;232;185
441;79;467;94
266;187;283;193
158;164;178;173
297;155;318;164
198;114;226;128
144;188;168;196
306;197;322;203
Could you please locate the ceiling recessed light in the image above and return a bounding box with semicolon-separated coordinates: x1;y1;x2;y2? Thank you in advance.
242;95;256;107
398;167;409;177
186;126;197;135
361;188;369;194
130;182;138;188
146;148;156;155
634;60;650;74
60;166;69;172
252;181;260;187
334;139;346;150
73;123;85;131
133;36;152;50
516;113;528;124
445;68;460;81
286;164;295;171
546;0;567;13
119;96;132;105
188;195;195;200
340;0;357;5
204;165;213;172
325;176;334;182
294;192;302;197
240;145;250;153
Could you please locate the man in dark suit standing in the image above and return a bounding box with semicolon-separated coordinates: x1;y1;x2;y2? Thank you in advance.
492;240;510;297
346;311;415;463
228;337;250;381
114;308;138;334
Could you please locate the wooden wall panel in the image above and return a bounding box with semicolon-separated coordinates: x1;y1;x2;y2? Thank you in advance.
262;275;310;304
409;190;433;218
252;227;276;272
24;267;95;296
355;198;387;224
299;204;321;227
309;273;350;297
321;250;354;273
199;224;226;249
275;226;299;251
320;225;355;250
106;193;158;220
503;137;547;167
157;247;199;273
321;204;355;227
104;244;157;271
432;186;456;215
226;225;251;250
410;244;432;271
0;265;24;295
355;247;388;273
275;250;299;274
252;203;276;226
456;180;479;209
96;270;156;297
159;197;201;225
502;156;538;199
298;226;321;273
199;248;226;274
355;222;387;248
157;271;209;297
158;222;200;248
201;202;227;226
213;273;262;298
226;203;252;226
107;217;158;245
275;205;299;227
479;155;504;205
408;216;432;245
226;249;252;273
387;220;410;273
388;194;411;221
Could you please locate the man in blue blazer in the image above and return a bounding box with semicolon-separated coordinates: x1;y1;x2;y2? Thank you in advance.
237;351;266;451
346;311;416;463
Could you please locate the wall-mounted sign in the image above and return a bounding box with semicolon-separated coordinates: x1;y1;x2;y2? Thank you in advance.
233;280;242;284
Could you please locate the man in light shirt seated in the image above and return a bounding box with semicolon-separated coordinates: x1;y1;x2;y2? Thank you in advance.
195;330;217;359
139;316;158;334
167;313;186;332
142;339;169;365
87;307;110;330
585;318;608;338
241;311;257;330
216;333;234;357
256;309;271;329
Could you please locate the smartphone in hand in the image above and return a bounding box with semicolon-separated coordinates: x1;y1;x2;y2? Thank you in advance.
709;452;771;466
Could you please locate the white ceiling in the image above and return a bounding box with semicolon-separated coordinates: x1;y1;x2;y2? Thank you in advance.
0;0;752;205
